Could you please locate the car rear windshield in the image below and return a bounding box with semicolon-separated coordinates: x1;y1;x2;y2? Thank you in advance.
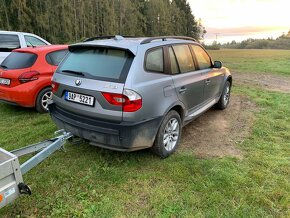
0;52;37;70
57;47;133;82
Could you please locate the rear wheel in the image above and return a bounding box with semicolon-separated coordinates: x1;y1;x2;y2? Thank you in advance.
36;87;52;113
151;110;182;158
215;81;231;110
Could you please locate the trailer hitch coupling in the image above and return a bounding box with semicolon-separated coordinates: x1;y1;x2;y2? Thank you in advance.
18;183;31;195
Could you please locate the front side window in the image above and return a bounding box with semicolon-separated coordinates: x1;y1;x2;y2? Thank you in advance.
0;34;20;52
46;49;68;66
172;45;195;73
191;45;212;70
145;48;164;73
58;47;133;82
25;35;47;47
1;52;37;69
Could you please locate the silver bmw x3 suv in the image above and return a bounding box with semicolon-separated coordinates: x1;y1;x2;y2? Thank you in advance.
48;35;232;158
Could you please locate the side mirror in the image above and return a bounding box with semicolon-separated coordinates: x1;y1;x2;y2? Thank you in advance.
213;61;222;69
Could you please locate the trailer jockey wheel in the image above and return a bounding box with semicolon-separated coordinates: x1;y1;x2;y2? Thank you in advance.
18;183;32;195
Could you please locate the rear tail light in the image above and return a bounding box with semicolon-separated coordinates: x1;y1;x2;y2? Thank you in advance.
18;71;39;83
51;81;60;93
101;89;142;112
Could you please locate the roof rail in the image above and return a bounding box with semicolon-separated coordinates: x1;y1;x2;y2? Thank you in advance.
140;36;196;44
83;35;136;42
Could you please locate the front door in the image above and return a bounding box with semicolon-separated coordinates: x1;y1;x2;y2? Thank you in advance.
190;45;224;101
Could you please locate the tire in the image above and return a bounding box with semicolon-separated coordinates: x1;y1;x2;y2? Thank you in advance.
215;80;231;110
36;87;52;113
151;110;182;158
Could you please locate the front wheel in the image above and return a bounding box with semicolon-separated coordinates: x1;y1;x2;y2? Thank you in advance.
36;87;52;113
215;81;231;110
151;110;182;158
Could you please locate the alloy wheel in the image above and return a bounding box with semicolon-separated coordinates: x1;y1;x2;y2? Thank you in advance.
163;118;180;151
41;91;52;110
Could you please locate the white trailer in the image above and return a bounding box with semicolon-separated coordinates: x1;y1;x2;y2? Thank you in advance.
0;130;72;209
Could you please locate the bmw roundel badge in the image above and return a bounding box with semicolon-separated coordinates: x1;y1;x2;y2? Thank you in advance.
75;79;82;86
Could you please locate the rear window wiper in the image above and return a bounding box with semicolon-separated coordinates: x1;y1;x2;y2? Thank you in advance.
61;70;85;77
0;64;8;69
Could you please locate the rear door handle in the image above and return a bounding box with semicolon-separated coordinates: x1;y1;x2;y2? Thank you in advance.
179;87;187;93
205;79;211;85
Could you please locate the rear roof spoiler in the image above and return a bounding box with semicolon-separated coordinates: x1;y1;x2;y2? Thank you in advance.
68;43;137;56
83;35;136;42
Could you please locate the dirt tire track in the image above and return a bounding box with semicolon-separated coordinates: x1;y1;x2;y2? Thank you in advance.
232;72;290;93
180;95;258;158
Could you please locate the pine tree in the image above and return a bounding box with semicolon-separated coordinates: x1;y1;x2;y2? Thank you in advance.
0;0;203;43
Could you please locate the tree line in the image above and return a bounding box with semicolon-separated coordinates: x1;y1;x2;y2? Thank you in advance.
221;31;290;50
0;0;204;44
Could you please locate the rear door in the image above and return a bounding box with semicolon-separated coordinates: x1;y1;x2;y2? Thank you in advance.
0;34;21;64
190;45;224;101
170;44;204;112
52;47;134;122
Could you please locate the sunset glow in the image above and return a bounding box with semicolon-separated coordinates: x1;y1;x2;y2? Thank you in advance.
189;0;290;44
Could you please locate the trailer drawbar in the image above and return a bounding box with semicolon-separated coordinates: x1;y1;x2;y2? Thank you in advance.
0;130;72;209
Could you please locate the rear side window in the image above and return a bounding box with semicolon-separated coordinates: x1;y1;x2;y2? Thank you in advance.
172;45;195;73
25;35;47;47
168;47;179;74
145;48;164;73
58;48;133;82
0;34;20;52
191;45;212;70
46;49;68;66
0;52;37;69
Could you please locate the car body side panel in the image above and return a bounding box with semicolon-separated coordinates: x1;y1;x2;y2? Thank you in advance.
30;52;54;106
122;49;180;123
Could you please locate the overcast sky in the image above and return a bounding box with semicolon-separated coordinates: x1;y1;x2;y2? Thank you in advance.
188;0;290;44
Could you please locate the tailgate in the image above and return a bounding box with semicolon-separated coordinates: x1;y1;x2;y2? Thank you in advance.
52;73;125;122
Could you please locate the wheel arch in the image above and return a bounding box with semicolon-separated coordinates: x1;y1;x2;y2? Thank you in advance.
163;101;186;122
226;75;233;86
34;85;52;106
170;105;185;122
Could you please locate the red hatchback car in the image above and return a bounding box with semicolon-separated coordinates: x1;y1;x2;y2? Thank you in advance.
0;45;68;112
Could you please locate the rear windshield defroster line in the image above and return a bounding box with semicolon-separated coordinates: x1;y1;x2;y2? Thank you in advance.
56;47;134;83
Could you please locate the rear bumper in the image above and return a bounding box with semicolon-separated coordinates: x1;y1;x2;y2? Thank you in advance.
48;103;162;151
0;85;35;107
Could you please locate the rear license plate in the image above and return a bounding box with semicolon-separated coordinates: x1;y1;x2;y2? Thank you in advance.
0;78;10;86
65;91;94;106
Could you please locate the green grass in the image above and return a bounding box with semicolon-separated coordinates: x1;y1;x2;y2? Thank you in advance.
0;49;290;217
209;49;290;76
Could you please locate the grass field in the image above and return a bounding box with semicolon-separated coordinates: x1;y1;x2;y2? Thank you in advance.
0;49;289;217
210;49;290;76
